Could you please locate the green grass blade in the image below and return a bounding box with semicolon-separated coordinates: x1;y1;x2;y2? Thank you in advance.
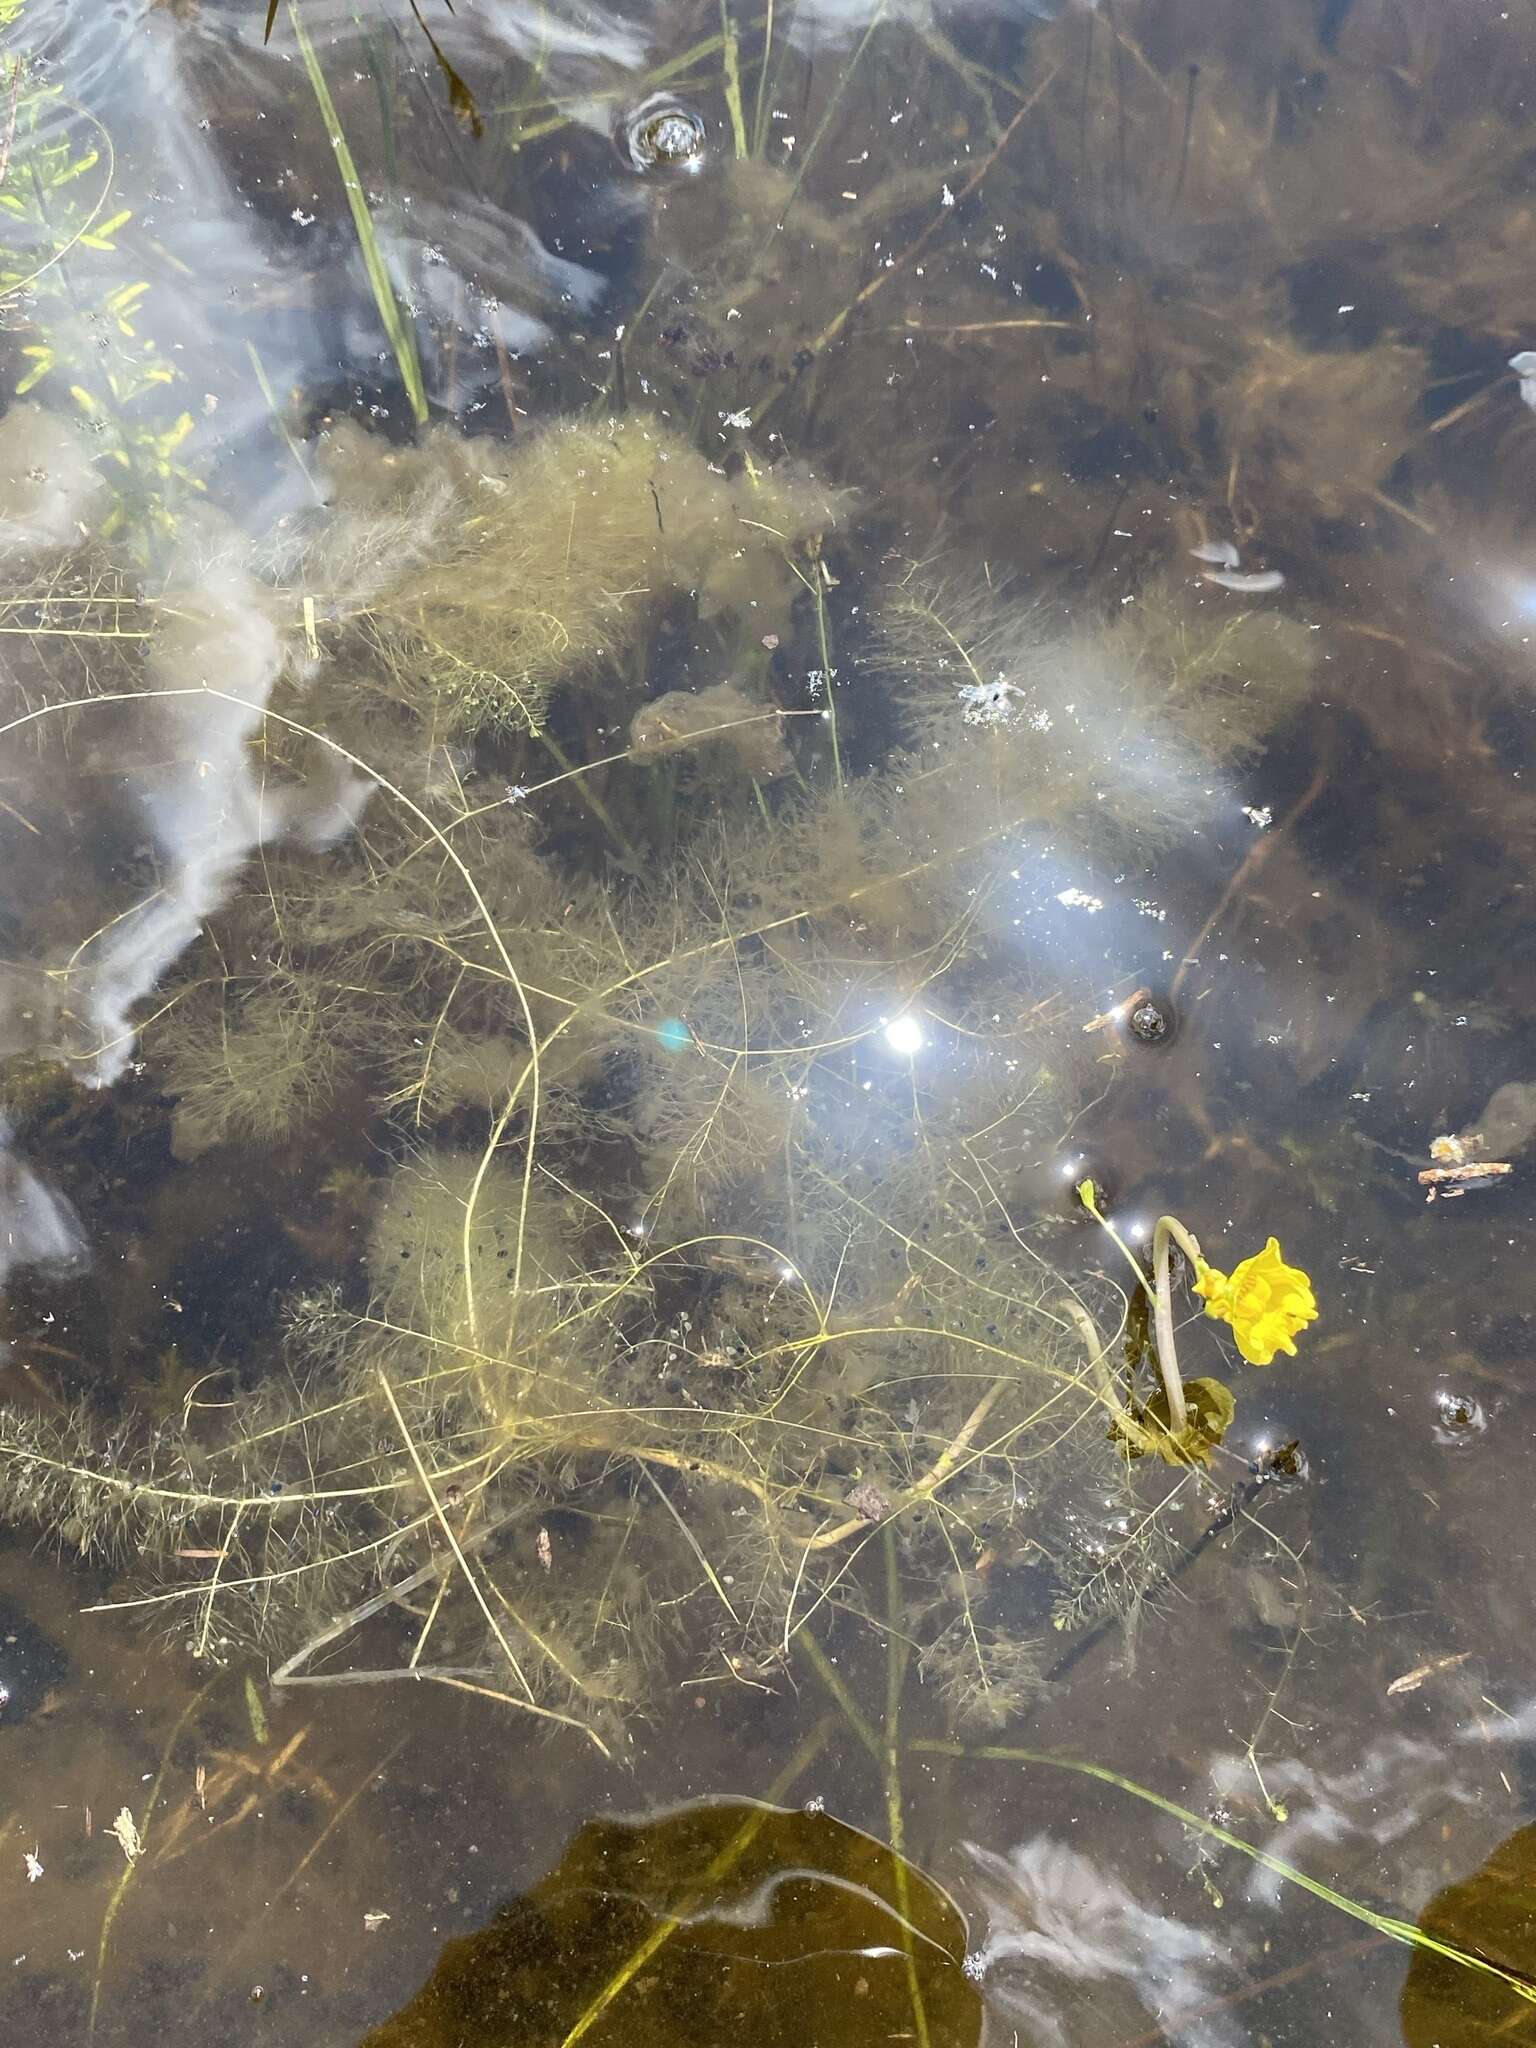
245;341;323;502
288;0;428;425
719;0;748;158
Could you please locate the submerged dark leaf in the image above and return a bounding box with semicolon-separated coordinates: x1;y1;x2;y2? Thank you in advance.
359;1799;982;2047
1402;1823;1536;2044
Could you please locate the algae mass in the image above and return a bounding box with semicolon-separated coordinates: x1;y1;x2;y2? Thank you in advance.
0;389;1319;1750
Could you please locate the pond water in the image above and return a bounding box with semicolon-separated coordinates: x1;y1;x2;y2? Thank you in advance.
1;0;1535;2042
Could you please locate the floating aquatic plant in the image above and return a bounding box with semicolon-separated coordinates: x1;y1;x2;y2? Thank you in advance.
1076;1179;1318;1466
359;1792;981;2048
1193;1236;1319;1367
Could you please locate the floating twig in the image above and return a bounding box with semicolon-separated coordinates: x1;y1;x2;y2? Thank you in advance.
1387;1651;1473;1697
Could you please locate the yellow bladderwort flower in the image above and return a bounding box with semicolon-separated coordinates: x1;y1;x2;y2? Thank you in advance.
1194;1237;1317;1366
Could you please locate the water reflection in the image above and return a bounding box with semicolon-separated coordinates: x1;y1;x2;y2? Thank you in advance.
966;1834;1243;2048
0;1115;81;1295
1;0;1536;2044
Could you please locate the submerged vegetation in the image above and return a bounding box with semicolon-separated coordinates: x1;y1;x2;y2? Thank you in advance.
313;417;843;737
5;0;1524;1817
0;368;1322;1750
0;68;202;544
6;4;1536;2041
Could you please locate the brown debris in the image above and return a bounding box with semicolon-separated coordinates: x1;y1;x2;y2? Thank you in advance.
1417;1162;1512;1202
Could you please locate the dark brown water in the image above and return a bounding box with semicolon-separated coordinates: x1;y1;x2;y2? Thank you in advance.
2;1;1535;2042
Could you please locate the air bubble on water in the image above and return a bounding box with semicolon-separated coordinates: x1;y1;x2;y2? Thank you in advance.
1432;1386;1487;1444
1127;993;1175;1045
618;94;708;175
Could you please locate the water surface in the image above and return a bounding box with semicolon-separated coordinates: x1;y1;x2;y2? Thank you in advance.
2;2;1535;2043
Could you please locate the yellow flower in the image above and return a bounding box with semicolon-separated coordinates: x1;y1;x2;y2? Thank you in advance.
1193;1237;1317;1366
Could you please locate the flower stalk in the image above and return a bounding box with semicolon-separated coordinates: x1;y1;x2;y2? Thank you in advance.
1076;1181;1317;1462
1150;1214;1203;1436
1075;1181;1190;1439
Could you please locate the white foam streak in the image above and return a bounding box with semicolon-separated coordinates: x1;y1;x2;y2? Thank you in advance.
0;1116;84;1292
68;566;371;1087
964;1835;1243;2048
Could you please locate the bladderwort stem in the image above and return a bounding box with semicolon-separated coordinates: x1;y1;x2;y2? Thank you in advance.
1055;1297;1157;1457
1150;1214;1204;1438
